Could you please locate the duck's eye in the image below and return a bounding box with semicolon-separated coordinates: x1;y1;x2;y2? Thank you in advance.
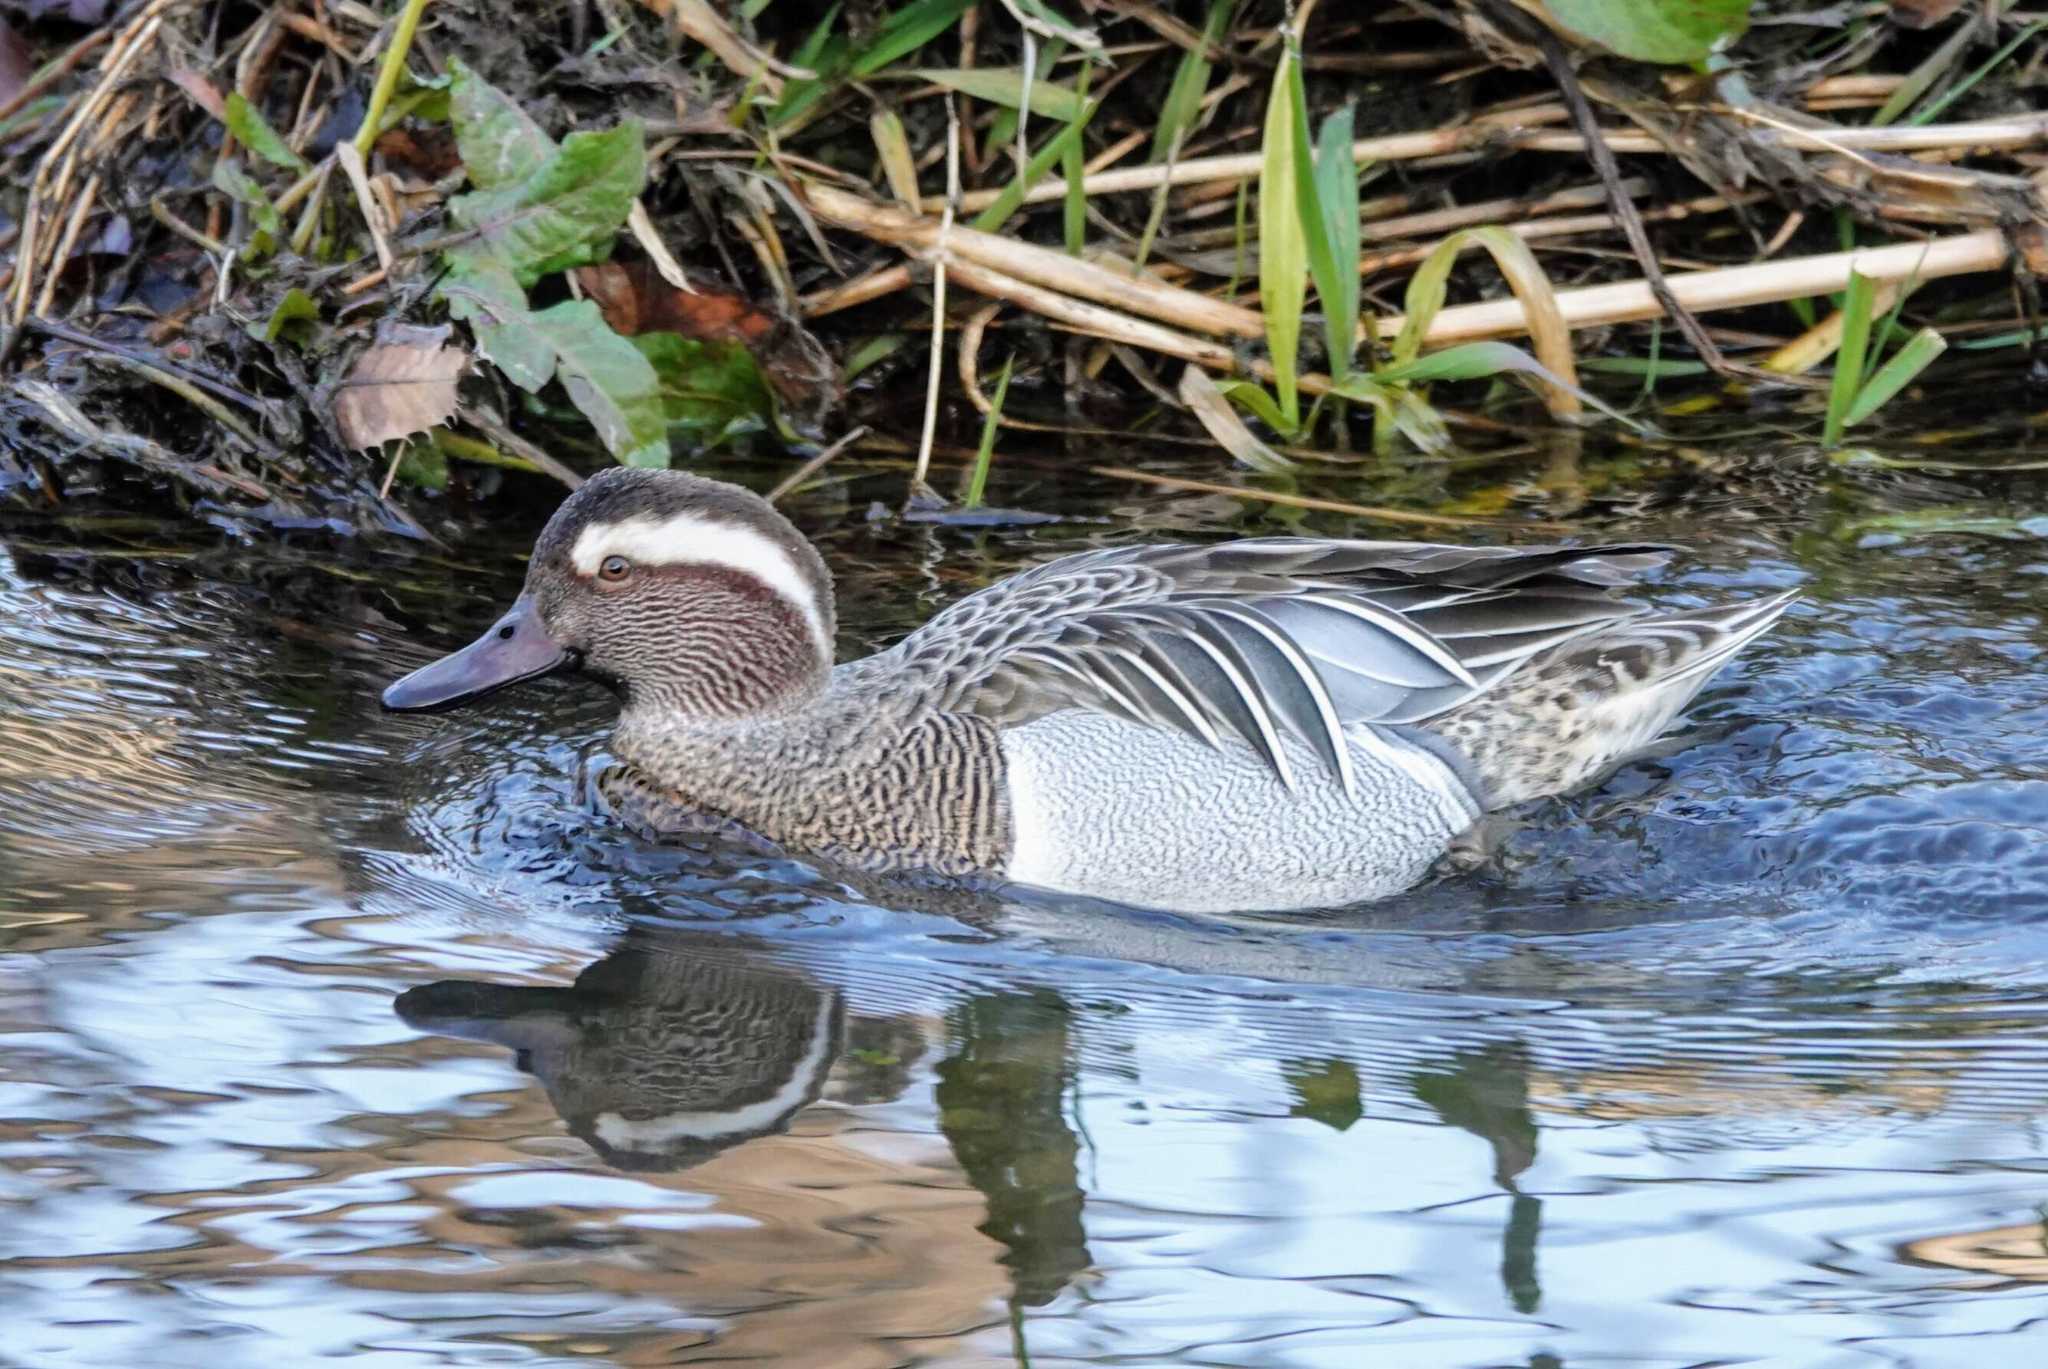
597;555;632;584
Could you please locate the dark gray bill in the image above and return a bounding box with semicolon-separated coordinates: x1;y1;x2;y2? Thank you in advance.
381;596;575;712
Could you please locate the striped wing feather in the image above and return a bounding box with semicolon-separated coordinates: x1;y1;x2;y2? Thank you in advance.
894;539;1673;794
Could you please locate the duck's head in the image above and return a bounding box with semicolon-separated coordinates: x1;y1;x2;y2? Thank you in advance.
382;468;834;720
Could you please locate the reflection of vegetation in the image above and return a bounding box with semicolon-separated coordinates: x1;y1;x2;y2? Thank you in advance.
1410;1042;1543;1314
1281;1057;1363;1131
935;990;1089;1310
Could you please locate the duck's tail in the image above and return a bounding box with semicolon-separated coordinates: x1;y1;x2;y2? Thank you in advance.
1422;589;1797;809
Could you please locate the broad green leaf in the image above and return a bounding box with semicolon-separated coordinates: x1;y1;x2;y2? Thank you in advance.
248;287;320;346
1312;104;1361;377
211;160;282;238
1543;0;1752;65
447;119;645;288
1257;42;1306;434
631;332;775;446
225;91;308;171
530;299;670;467
910;67;1086;120
1844;327;1946;429
441;260;555;391
849;0;975;77
448;58;554;190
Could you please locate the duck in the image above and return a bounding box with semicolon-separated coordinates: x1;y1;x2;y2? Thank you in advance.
382;468;1794;913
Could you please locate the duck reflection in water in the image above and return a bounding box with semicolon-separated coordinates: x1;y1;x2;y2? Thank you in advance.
396;931;851;1172
395;926;1092;1311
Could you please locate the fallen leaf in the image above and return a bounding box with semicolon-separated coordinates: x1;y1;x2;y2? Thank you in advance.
575;260;840;430
333;325;467;450
166;68;226;121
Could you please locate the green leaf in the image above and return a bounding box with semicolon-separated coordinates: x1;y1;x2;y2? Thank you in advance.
448;57;554;190
247;287;320;346
1844;327;1946;429
1374;341;1642;430
1257;42;1306;434
1311;104;1361;377
211;159;282;238
1543;0;1753;65
395;439;450;492
1151;0;1230;162
1394;235;1459;369
441;260;556;391
529;299;670;467
769;5;847;127
850;0;975;78
631;332;775;446
1824;269;1876;448
447;119;645;288
225;91;308;171
964;353;1013;508
970;103;1097;234
909;67;1086;120
1184;366;1294;473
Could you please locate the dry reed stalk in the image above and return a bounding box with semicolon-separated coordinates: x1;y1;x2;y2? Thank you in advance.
1395;229;2010;344
807;183;1268;339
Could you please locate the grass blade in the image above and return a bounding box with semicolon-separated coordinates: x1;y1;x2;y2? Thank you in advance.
1183;365;1295;473
1257;39;1306;434
965;354;1014;508
1312;104;1360;377
1824;268;1876;447
1844;327;1946;429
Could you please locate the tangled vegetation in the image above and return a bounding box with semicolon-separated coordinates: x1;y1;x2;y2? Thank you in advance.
1;0;2045;535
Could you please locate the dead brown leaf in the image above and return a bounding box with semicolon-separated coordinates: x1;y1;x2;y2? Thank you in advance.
574;261;841;429
333;324;467;450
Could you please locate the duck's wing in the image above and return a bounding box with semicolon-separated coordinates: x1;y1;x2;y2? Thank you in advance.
889;538;1672;794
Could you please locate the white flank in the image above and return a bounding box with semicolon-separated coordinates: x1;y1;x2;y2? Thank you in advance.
592;993;837;1150
1002;732;1061;889
570;514;830;656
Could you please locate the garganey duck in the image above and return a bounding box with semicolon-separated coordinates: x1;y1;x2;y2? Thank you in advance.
383;468;1793;913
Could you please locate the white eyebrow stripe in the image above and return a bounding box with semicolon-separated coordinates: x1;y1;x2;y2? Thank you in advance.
569;514;831;656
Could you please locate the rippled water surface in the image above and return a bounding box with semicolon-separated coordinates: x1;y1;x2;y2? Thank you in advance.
2;430;2046;1367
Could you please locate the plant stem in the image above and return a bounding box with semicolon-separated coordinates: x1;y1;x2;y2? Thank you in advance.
354;0;435;160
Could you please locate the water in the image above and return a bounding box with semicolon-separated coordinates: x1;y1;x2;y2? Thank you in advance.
2;431;2046;1367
